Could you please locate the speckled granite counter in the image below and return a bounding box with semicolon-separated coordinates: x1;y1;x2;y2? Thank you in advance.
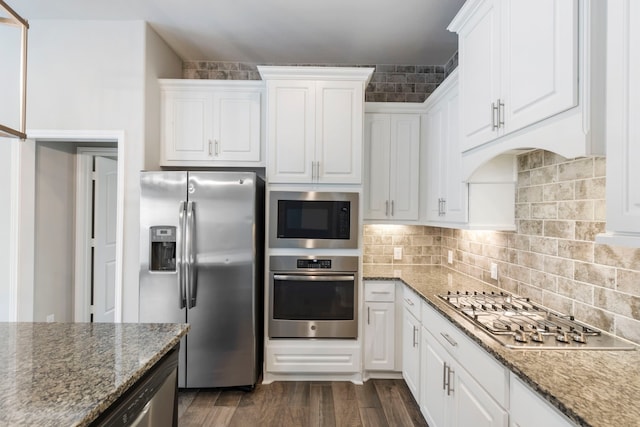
0;322;189;426
364;264;640;427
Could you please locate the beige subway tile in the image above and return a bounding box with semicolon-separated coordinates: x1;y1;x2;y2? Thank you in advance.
507;263;532;283
507;248;519;264
543;151;568;166
614;316;640;345
529;236;559;256
558;240;594;263
557;200;594;221
517;283;543;302
425;226;442;235
391;235;411;245
544;220;575;239
482;244;508;261
575;177;605;200
469;241;483;256
517;170;531;188
424;246;441;256
594;201;606;221
541;291;573;314
530;165;558;186
509;234;531;251
543;181;575;201
518;220;544;236
411;235;434;246
557;277;593;304
617;269;640;297
529;150;544;169
518;185;544;203
531;270;558;291
363;254;373;264
515;203;531;220
498;276;520;294
575;221;605;241
517;153;531;172
594;244;640;270
404;246;422;256
594;156;606;177
531;202;558;219
371;255;393;264
544;255;575;279
518;251;545;270
558;158;594;181
573;302;614;333
468;265;484;281
574;261;616;288
482;270;498;285
595;287;640;320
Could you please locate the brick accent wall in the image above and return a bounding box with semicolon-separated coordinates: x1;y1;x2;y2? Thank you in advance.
364;150;640;345
182;61;449;103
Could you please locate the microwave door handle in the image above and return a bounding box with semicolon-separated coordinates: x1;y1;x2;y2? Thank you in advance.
273;274;355;282
186;201;197;308
177;201;187;309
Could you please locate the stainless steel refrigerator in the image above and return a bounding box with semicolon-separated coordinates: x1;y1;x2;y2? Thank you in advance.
139;171;264;388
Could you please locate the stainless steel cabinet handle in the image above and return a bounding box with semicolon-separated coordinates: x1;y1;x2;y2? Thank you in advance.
178;201;187;309
412;325;418;347
491;102;498;130
498;99;505;128
441;332;458;347
214;140;220;156
447;366;455;395
443;363;448;390
391;200;395;216
404;298;414;306
208;140;213;156
367;306;370;325
385;200;389;216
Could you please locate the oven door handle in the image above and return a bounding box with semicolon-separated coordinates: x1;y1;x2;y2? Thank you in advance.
273;274;355;282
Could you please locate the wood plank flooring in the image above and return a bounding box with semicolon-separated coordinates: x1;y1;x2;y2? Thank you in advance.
178;380;429;427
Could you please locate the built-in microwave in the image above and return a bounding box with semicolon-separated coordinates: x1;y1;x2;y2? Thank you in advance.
269;191;359;249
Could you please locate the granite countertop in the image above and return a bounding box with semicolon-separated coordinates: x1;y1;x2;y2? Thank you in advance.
364;264;640;427
0;322;189;427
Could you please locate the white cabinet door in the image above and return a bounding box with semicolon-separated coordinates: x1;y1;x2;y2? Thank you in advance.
453;365;508;427
420;328;449;427
389;115;420;220
364;114;392;220
315;80;363;184
402;308;421;401
598;0;640;247
364;113;420;221
425;73;467;224
363;301;395;371
266;80;316;183
457;0;501;151
211;90;261;162
502;0;578;133
510;374;575;427
162;91;211;162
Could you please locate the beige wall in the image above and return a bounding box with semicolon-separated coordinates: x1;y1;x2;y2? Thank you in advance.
364;150;640;345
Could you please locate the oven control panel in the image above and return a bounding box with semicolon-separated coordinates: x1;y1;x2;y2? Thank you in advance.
297;259;331;269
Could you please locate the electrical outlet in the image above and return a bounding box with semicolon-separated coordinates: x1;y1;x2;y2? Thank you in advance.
393;247;402;260
46;314;54;323
447;250;453;264
490;262;498;280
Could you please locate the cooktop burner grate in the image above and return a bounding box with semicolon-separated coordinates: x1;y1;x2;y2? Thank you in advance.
438;291;636;350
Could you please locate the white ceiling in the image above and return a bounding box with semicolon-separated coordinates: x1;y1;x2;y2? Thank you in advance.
11;0;465;65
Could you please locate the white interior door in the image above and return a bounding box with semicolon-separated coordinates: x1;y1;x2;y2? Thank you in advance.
93;156;118;322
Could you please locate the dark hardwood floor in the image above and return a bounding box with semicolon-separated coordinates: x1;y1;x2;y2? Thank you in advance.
178;379;429;427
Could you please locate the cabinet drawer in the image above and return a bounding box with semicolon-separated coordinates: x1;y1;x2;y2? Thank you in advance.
421;301;508;407
364;281;395;302
402;286;421;320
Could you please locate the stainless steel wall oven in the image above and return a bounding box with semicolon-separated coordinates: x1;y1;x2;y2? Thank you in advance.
269;255;358;339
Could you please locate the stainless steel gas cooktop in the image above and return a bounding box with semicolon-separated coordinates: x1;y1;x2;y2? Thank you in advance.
438;291;636;350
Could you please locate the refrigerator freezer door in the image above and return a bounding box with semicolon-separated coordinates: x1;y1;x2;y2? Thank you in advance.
139;171;188;385
186;172;258;388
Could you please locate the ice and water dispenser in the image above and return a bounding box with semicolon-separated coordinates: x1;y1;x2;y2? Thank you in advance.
149;226;177;271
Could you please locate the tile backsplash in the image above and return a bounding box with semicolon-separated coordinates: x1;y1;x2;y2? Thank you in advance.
182;52;459;103
364;150;640;345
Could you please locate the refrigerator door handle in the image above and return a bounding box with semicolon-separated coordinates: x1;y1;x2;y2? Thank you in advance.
178;201;187;309
186;201;197;308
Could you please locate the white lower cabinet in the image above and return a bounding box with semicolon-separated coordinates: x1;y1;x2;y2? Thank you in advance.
510;374;575;427
402;287;422;401
363;281;396;371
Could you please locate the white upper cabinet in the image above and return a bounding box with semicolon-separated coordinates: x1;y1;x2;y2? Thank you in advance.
597;0;640;247
364;107;421;221
423;71;467;225
449;0;605;180
159;80;263;167
259;66;373;184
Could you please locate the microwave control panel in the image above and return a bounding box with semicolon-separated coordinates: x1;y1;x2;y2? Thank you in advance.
297;259;332;269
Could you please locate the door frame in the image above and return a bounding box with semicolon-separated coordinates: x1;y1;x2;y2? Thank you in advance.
75;147;118;322
11;130;125;322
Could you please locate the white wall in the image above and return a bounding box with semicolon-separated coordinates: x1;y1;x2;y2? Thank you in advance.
5;20;181;322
